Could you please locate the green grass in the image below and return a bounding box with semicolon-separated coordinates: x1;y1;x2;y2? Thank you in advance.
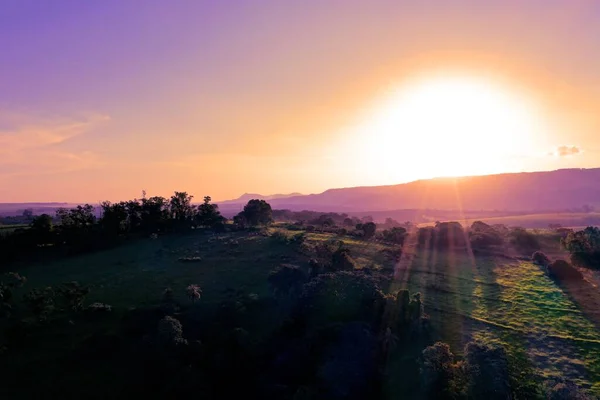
388;249;600;393
418;212;600;229
5;228;600;395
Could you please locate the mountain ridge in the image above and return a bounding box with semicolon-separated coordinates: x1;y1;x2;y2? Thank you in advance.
218;168;600;212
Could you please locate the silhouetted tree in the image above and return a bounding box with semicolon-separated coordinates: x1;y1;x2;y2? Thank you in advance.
169;192;195;226
30;214;53;244
195;196;224;228
361;222;377;239
235;199;273;227
561;226;600;270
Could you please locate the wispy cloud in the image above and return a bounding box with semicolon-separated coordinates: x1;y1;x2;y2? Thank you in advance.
0;111;110;177
549;145;582;157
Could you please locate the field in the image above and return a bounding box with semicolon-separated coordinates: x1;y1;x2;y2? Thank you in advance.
4;227;600;396
418;212;600;229
0;224;28;236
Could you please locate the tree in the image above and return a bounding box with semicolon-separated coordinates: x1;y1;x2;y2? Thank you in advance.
532;251;551;267
380;227;408;245
331;247;356;271
421;342;465;399
361;222;377;239
235;199;273;227
140;196;169;232
195;196;224;228
561;226;600;270
186;284;202;303
30;214;53;244
268;264;307;297
100;201;129;235
464;341;511;399
169;191;195;225
22;209;33;221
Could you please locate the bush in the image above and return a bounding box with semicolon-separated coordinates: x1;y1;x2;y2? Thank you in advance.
331;247;357;271
157;316;187;346
547;259;583;282
544;379;592;400
509;227;540;253
268;264;307;297
421;342;465;398
531;251;551;267
464;341;511;399
562;227;600;270
298;271;386;327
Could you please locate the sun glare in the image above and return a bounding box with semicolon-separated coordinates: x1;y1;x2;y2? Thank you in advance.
350;76;545;183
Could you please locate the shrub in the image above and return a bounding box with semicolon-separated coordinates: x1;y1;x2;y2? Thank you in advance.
544;379;592;400
331;247;357;271
531;251;551;267
86;302;112;313
547;259;583;282
23;287;55;320
464;340;511;399
186;284;202;303
56;281;90;311
157;316;187;346
562;227;600;270
421;342;466;398
268;264;307;297
298;271;386;327
509;227;540;253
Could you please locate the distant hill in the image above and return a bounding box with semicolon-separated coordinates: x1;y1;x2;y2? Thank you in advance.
234;168;600;213
218;192;303;205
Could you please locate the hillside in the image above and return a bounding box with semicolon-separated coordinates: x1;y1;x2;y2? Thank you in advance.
219;168;600;213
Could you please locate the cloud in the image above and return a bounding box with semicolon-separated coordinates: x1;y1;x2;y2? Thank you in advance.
0;112;110;178
551;145;582;157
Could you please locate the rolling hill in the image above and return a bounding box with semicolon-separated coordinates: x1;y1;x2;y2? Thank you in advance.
219;168;600;213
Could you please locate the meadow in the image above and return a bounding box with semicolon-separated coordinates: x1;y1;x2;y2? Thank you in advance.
4;225;600;397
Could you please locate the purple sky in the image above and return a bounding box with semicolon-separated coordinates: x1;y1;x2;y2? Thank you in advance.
1;1;600;202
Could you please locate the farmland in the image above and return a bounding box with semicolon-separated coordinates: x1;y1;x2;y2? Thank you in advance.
3;225;600;397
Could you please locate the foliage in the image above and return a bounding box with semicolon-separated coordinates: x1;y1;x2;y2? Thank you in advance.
361;222;377;239
298;271;386;327
235;199;273;227
417;222;467;249
562;226;600;270
508;227;540;253
268;264;307;297
531;251;551;267
544;378;592;400
379;226;407;245
547;259;583;282
157;316;187;346
169;191;195;226
469;221;504;249
196;196;225;227
330;247;357;271
421;342;466;399
56;281;90;311
464;340;512;400
23;287;55;320
186;284;202;303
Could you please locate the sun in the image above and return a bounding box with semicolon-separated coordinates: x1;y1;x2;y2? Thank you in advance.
348;75;545;183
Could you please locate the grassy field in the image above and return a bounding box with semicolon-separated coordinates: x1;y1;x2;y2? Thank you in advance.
418;212;600;229
0;224;28;235
5;227;600;395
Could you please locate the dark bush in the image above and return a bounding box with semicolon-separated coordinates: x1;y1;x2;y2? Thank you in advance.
464;341;511;400
268;264;308;297
508;227;540;253
547;259;583;282
531;251;551;267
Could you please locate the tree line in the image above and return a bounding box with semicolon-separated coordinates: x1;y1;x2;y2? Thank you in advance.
0;193;274;266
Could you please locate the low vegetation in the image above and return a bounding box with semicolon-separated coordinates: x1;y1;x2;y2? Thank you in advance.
0;196;598;398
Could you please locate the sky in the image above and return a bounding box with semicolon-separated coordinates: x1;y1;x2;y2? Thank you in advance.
1;0;600;202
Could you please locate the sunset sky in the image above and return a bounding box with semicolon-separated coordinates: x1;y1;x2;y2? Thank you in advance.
1;0;600;203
